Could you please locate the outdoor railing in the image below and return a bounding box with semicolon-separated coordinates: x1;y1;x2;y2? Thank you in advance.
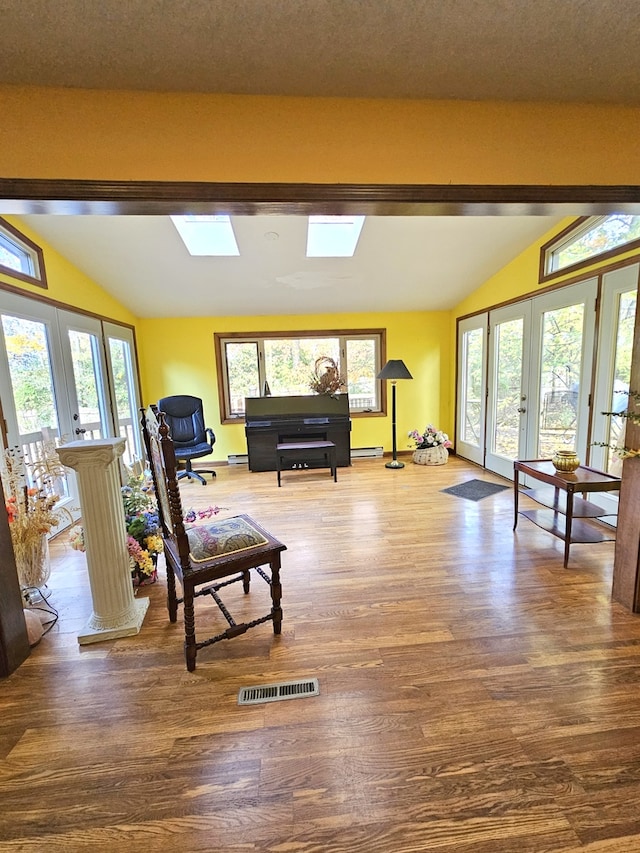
19;417;139;489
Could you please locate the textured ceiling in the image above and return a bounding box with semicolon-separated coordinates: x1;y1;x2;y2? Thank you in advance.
2;0;640;103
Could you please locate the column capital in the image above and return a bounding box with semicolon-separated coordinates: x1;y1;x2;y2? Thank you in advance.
58;438;126;471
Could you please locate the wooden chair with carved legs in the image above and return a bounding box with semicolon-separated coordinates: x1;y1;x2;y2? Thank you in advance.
140;405;287;671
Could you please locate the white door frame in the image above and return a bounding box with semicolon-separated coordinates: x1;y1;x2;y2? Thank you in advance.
525;278;598;464
485;300;532;479
455;313;487;466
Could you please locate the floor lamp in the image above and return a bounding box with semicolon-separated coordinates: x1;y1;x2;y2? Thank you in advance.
377;359;413;469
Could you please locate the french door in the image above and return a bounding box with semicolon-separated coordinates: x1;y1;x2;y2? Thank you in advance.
0;292;142;525
459;279;599;479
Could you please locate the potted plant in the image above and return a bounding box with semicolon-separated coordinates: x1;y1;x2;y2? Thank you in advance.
408;425;452;465
592;389;640;461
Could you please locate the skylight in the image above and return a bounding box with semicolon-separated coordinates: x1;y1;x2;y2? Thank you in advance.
170;215;240;256
306;215;365;257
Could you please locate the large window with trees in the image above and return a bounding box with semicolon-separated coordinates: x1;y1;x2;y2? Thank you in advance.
215;329;385;421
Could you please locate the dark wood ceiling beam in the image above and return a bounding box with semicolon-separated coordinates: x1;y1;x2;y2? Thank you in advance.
1;179;640;215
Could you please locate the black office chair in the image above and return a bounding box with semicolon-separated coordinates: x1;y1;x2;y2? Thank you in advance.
157;395;216;485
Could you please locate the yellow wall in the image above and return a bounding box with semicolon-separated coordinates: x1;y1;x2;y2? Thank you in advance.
453;218;573;320
3;85;640;460
1;86;640;185
454;217;640;321
138;311;451;460
0;214;450;462
1;216;137;325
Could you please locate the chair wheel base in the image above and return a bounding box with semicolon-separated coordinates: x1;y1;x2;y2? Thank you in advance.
177;469;216;485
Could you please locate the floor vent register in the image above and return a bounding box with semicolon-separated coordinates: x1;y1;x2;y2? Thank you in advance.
238;678;320;705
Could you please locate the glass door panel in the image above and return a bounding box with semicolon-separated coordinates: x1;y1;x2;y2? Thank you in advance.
485;302;531;478
1;314;59;439
493;319;524;456
59;311;111;453
537;303;584;457
0;300;77;521
456;314;487;465
67;328;108;440
527;280;597;464
104;322;143;467
591;264;639;482
604;289;637;475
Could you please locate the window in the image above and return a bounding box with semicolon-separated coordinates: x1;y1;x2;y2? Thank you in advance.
0;217;47;288
215;329;385;421
540;215;640;282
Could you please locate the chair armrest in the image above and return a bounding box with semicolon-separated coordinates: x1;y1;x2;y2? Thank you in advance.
206;428;216;448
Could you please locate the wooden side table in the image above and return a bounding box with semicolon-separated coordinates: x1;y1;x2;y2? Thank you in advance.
513;459;621;567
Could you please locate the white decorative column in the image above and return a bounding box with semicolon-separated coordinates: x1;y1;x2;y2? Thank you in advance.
58;438;149;645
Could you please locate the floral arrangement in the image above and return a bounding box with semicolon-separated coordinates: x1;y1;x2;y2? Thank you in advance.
408;425;453;450
309;356;345;395
116;472;162;586
2;444;71;590
70;471;162;586
71;470;223;587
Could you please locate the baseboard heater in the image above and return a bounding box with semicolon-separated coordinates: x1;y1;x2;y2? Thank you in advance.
351;446;383;459
228;454;249;465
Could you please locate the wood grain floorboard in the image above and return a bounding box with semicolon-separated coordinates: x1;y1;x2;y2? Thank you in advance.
1;456;639;852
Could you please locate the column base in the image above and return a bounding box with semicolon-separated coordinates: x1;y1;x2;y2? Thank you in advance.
78;597;150;646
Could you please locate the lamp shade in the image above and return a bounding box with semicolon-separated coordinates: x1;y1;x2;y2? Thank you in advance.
377;359;413;380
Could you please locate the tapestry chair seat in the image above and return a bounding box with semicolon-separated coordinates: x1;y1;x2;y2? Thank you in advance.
141;405;287;671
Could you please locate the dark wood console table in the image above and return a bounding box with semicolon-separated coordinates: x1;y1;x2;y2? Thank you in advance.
513;459;621;567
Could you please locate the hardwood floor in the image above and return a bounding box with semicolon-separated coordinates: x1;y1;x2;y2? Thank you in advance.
2;456;640;852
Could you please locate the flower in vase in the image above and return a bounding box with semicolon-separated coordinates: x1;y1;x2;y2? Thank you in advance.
408;425;452;450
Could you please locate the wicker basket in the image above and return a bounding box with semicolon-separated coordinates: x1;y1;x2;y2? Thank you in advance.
412;445;449;466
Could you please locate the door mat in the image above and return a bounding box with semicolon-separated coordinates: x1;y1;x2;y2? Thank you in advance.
441;478;510;502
